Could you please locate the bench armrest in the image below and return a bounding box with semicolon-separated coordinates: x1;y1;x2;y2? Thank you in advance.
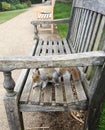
31;18;70;25
31;18;70;39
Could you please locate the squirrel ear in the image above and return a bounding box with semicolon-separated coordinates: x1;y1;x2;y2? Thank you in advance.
34;68;40;75
36;68;40;75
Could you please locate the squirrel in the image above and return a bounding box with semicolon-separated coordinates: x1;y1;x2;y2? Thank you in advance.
32;68;59;89
58;67;80;81
32;67;80;89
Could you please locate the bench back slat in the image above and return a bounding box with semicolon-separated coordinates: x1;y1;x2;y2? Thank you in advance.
66;0;105;100
69;10;105;52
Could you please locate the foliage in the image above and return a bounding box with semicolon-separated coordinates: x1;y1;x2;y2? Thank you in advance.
98;100;105;130
30;0;42;4
10;4;16;10
1;2;11;11
0;1;30;11
15;3;28;9
9;0;20;5
25;0;31;7
54;2;72;38
0;2;2;11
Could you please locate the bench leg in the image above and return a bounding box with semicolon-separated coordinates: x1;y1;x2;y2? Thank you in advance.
83;105;102;130
4;95;24;130
51;24;54;34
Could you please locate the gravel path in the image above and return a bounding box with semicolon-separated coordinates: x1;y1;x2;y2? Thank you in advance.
0;5;39;130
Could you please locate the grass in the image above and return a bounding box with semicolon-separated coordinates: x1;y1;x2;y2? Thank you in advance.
54;2;72;37
0;9;26;24
99;101;105;130
54;2;105;129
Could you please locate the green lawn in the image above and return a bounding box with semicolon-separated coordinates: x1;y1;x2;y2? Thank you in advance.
98;101;105;130
54;2;105;130
0;9;26;24
54;2;72;38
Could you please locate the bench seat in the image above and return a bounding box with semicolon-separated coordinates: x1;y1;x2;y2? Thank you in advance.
19;39;87;111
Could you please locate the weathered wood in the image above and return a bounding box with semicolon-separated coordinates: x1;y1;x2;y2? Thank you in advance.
20;70;33;103
19;102;87;112
15;42;38;99
62;39;71;54
31;18;70;25
55;84;64;104
87;63;105;130
70;8;78;43
74;0;105;15
44;84;52;104
40;40;47;56
81;12;92;51
83;12;97;52
79;11;93;52
53;41;58;54
58;40;65;54
29;83;41;105
86;15;105;78
4;95;24;130
2;1;105;130
35;39;43;56
73;8;82;47
47;41;53;54
3;71;16;97
14;69;29;100
74;9;86;51
63;72;74;104
77;10;89;52
0;51;104;71
74;80;87;102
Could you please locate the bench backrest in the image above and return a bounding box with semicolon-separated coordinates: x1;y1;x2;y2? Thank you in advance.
68;0;105;52
67;0;105;100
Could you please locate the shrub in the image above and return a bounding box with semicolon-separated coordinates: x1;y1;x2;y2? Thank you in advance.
22;3;28;8
0;2;2;11
25;0;31;7
9;0;20;5
2;2;11;11
10;5;16;10
15;3;24;9
30;0;42;4
15;3;28;9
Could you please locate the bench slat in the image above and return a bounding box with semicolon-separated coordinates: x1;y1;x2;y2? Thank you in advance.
88;14;101;51
58;40;65;54
62;39;71;54
47;41;53;54
55;84;64;104
78;10;90;52
72;8;81;46
29;85;41;105
83;12;97;52
44;84;52;104
35;39;43;56
63;72;74;104
20;70;33;103
74;81;87;102
80;11;93;52
53;41;58;54
40;40;47;55
74;9;86;51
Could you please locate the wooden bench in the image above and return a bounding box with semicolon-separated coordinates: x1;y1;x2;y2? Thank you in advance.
35;0;55;33
1;0;105;130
